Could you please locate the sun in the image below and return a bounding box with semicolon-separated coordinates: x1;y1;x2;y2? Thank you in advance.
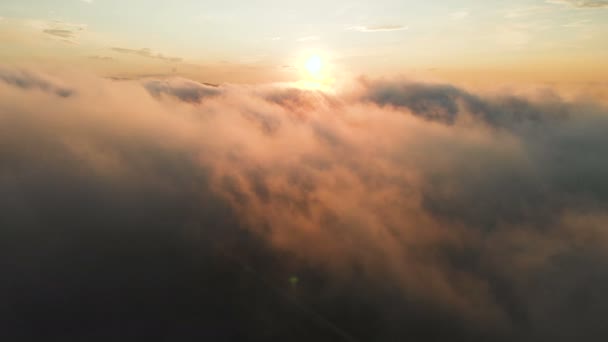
294;52;335;90
305;54;323;77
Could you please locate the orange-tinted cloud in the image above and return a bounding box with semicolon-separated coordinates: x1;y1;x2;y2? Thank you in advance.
1;66;608;340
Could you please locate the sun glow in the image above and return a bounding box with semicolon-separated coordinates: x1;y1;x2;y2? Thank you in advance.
305;54;323;77
294;52;336;91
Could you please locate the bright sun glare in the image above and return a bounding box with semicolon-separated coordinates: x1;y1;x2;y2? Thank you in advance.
305;55;322;77
297;53;334;90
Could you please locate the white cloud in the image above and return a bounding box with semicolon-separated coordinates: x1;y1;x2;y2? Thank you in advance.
450;10;469;19
562;19;592;27
346;25;408;32
547;0;608;8
504;6;551;19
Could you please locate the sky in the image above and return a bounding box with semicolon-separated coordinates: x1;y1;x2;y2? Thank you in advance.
1;0;607;83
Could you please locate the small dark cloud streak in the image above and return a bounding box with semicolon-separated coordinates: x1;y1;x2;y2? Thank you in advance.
43;29;76;38
143;78;220;103
41;21;85;43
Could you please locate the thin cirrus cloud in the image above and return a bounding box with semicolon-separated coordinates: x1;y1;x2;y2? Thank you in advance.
88;55;114;61
450;10;470;19
110;47;183;62
547;0;608;8
297;35;320;42
43;29;77;39
347;24;408;32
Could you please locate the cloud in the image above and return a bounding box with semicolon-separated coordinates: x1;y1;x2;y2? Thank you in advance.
347;24;408;32
43;29;76;39
111;47;183;62
87;55;114;61
561;19;592;27
360;80;570;128
548;0;608;8
1;67;608;341
504;6;550;19
40;20;86;44
0;67;74;97
143;78;221;103
297;35;320;42
450;10;470;19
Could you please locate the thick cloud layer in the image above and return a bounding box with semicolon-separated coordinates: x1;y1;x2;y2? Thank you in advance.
1;66;608;341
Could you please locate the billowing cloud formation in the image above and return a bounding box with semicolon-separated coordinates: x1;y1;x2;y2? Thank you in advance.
361;80;574;128
1;66;608;341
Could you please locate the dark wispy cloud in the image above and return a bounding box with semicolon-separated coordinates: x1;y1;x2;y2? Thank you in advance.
0;67;74;97
42;29;76;38
360;80;573;128
111;47;183;62
40;20;86;44
548;0;608;8
1;66;608;341
144;78;221;103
